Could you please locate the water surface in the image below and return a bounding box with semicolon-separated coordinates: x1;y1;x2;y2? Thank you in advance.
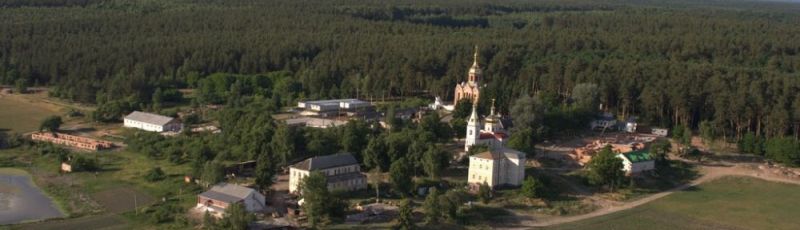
0;168;64;225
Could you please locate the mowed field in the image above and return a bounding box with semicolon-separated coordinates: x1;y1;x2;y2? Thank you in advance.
0;94;62;133
545;176;800;230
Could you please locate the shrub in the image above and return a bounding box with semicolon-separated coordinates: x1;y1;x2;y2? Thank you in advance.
145;167;166;182
71;155;99;172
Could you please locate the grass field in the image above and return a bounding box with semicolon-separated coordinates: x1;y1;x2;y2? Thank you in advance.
0;94;62;133
545;176;800;230
1;146;201;229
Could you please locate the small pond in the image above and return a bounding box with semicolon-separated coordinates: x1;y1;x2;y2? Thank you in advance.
0;168;64;225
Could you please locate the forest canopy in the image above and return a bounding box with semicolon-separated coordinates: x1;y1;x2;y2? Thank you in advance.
1;0;800;139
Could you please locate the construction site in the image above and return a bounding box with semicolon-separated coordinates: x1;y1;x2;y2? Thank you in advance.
569;133;658;165
537;130;664;168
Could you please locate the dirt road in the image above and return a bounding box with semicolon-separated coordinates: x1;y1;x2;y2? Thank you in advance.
508;162;800;229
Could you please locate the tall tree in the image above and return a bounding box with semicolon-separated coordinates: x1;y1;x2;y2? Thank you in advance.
201;161;225;186
510;95;544;133
650;139;672;168
301;172;333;229
699;120;716;145
270;124;295;166
439;189;464;222
215;203;255;230
363;135;389;171
571;83;600;111
422;146;449;179
390;158;414;196
423;187;441;224
507;127;535;156
395;198;415;230
254;154;275;193
39;116;63;132
586;146;625;190
520;176;544;199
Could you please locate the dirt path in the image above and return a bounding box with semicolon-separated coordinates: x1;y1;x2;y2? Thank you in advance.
509;162;800;229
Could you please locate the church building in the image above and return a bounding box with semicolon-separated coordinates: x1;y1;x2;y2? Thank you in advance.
464;99;508;152
453;46;482;106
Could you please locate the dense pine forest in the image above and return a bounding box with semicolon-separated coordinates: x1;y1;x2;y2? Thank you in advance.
2;0;800;141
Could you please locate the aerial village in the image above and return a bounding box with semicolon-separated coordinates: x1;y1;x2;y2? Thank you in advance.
3;46;800;230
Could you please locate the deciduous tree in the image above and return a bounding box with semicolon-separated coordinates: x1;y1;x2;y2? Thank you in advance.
395;198;415;230
39;116;63;132
390;158;414;196
586;146;625;190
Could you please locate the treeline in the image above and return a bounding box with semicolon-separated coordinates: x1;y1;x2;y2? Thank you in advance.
124;99;474;183
1;0;800;140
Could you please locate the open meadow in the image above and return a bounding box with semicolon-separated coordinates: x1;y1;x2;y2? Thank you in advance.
0;94;62;133
544;176;800;230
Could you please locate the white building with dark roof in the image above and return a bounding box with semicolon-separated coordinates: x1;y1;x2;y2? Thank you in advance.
123;111;182;132
467;147;526;191
197;183;266;216
288;153;367;194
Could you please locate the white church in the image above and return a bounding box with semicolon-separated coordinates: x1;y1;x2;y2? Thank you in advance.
464;99;508;152
464;99;526;190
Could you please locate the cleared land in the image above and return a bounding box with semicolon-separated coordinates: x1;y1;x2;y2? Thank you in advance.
544;176;800;230
0;94;62;133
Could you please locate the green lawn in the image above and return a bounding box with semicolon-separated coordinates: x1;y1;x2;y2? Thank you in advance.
0;96;62;133
545;176;800;230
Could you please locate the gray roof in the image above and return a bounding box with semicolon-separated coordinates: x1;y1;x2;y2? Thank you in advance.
198;183;259;203
291;153;359;171
285;117;348;128
124;111;177;126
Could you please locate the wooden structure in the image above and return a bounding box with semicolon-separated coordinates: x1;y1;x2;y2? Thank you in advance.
31;132;113;151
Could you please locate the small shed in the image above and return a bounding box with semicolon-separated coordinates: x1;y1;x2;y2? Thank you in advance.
197;183;267;214
617;150;655;175
651;128;669;137
61;162;73;173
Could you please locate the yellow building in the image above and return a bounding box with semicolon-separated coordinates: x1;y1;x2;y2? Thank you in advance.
467;148;526;191
453;46;482;106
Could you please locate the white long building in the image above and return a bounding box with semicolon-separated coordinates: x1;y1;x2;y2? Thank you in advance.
123;111;182;132
296;99;371;117
288;153;367;194
196;183;266;216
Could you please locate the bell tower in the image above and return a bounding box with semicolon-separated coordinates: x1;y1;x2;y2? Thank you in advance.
465;101;481;152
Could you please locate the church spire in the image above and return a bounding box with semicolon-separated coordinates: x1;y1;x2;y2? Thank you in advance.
472;45;479;67
468;45;482;84
468;99;479;123
490;98;496;116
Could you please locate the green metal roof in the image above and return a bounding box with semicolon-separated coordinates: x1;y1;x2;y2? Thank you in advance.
621;150;653;163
